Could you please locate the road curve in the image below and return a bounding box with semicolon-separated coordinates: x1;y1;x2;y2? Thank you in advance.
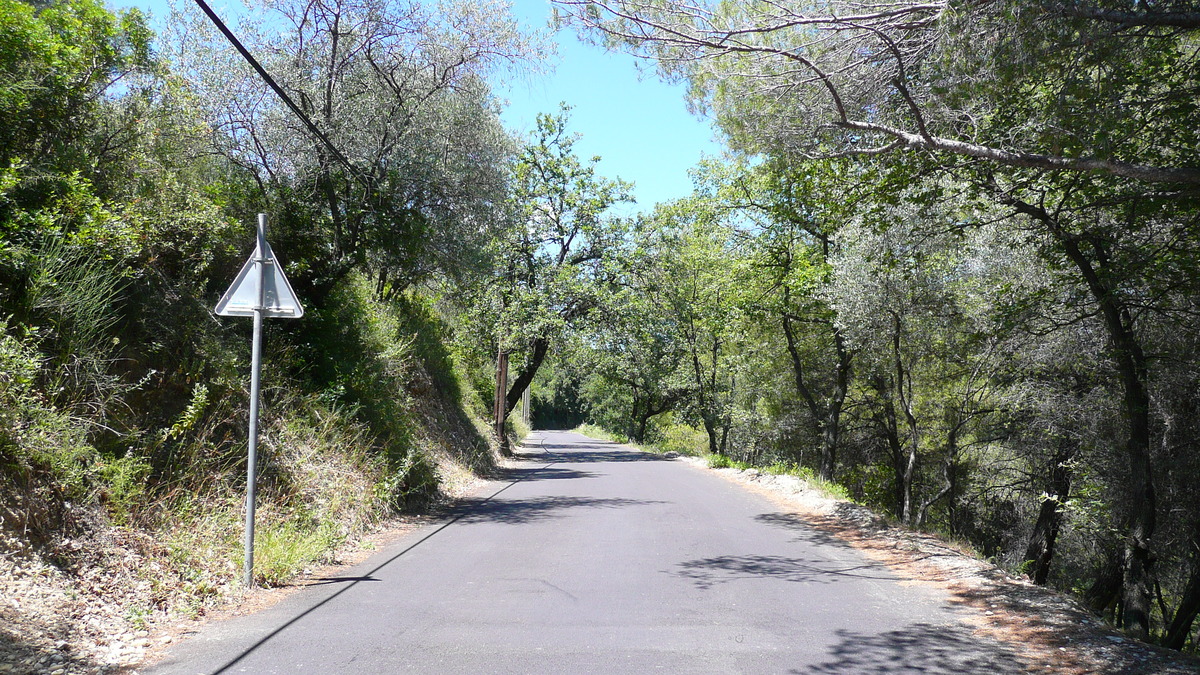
146;430;1023;674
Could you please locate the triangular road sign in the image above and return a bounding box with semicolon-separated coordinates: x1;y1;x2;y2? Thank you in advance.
215;240;304;318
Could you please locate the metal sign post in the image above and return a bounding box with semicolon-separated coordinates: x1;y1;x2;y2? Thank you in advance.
244;217;266;589
215;213;304;587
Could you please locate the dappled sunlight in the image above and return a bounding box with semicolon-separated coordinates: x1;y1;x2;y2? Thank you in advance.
797;623;1026;674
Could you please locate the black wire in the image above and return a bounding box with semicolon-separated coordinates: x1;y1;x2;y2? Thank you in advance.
192;0;363;182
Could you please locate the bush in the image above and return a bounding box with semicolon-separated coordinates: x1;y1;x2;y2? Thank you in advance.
0;323;102;539
655;422;708;456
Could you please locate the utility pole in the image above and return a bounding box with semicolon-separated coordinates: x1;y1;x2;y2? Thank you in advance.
494;348;509;455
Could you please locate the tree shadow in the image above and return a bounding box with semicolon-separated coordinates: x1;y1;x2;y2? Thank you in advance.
794;623;1026;673
543;449;669;464
672;554;894;589
755;513;859;550
0;616;105;674
451;496;668;525
300;575;381;587
491;466;598;482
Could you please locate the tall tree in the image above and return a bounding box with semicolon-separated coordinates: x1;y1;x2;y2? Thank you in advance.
733;157;865;480
560;0;1200;640
573;275;691;443
170;0;546;294
472;106;632;452
556;0;1200;185
631;196;747;456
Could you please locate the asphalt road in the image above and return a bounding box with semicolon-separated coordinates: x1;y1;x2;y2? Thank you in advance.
147;430;1024;674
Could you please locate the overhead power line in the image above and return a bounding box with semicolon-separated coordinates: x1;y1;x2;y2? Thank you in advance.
192;0;362;181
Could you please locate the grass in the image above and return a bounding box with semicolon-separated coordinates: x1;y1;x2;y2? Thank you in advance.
705;453;852;501
573;421;853;503
574;423;624;444
572;422;708;458
254;520;342;586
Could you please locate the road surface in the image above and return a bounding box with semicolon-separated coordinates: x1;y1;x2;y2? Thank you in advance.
147;430;1023;674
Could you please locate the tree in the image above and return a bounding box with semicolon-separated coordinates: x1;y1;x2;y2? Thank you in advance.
169;0;547;294
628;196;748;456
557;0;1200;185
573;275;691;443
825;185;1017;527
468;106;631;452
559;0;1200;641
0;0;153;175
729;157;867;480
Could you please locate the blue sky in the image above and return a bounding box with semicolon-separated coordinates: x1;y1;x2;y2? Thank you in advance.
498;0;722;213
110;0;721;214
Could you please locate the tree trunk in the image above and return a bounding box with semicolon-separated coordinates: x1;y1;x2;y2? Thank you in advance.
628;386;644;441
1086;550;1125;615
702;415;720;456
1060;235;1155;639
635;412;650;444
917;420;958;529
1007;198;1158;639
892;314;918;524
504;336;549;418
1121;399;1156;639
494;349;510;457
821;326;851;481
1164;549;1200;650
872;376;908;521
1023;442;1074;585
782;316;851;482
633;392;678;445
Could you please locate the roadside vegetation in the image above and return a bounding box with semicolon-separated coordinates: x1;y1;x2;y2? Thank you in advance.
5;0;1200;662
0;0;546;648
543;0;1200;652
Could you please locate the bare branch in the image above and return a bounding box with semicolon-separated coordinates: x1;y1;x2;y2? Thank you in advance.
556;0;1200;185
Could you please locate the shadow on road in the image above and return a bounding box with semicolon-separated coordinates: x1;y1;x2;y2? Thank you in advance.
542;449;669;464
494;466;599;482
537;440;614;449
301;575;380;587
794;623;1025;673
755;513;859;550
673;554;893;589
452;495;668;525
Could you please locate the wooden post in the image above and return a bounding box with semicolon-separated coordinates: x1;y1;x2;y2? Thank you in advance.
494;348;509;455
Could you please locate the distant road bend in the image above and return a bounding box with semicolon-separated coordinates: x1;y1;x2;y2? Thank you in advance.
147;430;1024;674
